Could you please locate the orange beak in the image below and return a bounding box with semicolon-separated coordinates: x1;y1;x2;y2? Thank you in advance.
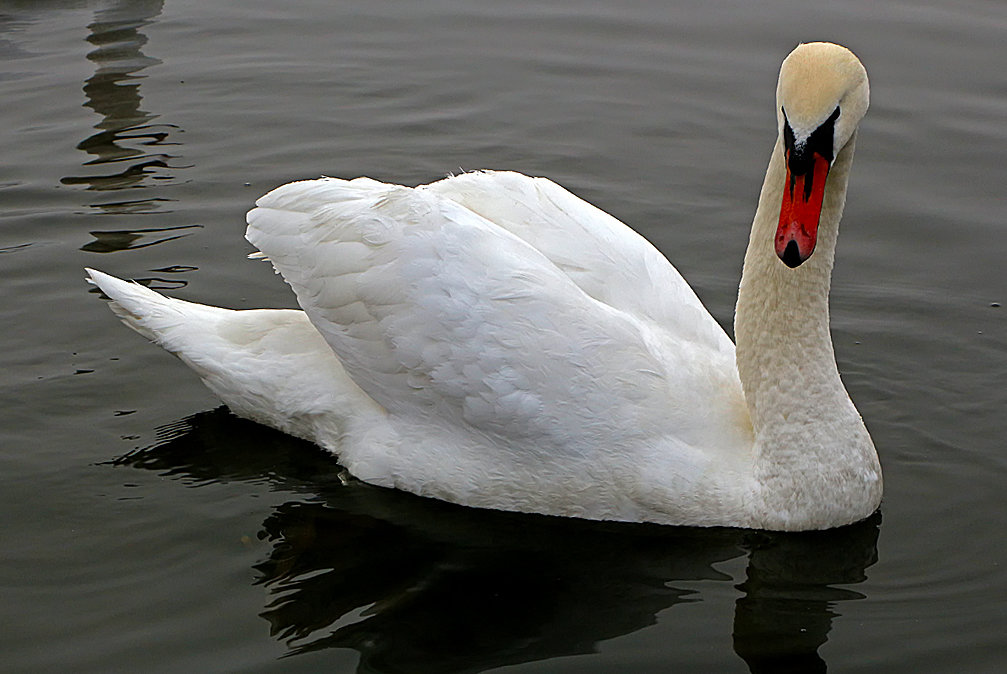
776;150;831;268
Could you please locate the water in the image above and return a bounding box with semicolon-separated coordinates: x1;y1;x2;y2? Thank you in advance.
2;0;1005;671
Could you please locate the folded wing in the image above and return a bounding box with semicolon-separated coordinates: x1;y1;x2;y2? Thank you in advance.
245;175;694;453
424;171;733;353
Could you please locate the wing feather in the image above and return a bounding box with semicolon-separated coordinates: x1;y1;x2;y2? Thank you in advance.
425;171;734;354
245;176;683;452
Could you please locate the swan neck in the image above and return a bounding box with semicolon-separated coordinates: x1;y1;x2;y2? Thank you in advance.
734;132;857;431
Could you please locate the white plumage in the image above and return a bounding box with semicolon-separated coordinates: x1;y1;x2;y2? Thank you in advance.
88;42;882;530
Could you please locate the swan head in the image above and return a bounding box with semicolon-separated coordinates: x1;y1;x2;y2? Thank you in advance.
774;42;869;268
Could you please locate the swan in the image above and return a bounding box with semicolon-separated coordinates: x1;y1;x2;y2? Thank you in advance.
87;42;881;531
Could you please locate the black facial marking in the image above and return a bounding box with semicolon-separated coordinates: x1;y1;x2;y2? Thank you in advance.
782;106;840;198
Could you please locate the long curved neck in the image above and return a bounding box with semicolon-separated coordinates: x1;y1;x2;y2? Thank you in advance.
734;131;857;440
732;131;882;530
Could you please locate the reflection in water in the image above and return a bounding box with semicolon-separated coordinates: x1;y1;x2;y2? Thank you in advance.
0;13;36;68
81;223;201;253
88;275;186;294
61;156;177;192
116;409;882;673
733;525;878;674
62;0;186;200
84;196;176;215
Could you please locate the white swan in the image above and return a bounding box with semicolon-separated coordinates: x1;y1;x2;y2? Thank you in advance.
87;42;881;531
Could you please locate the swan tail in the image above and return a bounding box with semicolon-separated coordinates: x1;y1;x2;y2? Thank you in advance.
86;267;387;450
85;268;195;349
85;267;261;391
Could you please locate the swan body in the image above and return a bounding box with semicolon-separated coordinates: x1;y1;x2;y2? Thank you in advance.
88;42;882;530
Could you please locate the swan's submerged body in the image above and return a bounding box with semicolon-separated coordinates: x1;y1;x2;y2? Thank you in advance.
88;42;882;531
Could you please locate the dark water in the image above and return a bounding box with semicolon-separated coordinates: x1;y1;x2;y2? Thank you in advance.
2;0;1005;672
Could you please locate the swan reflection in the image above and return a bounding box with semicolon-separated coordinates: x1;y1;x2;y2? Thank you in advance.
116;408;881;673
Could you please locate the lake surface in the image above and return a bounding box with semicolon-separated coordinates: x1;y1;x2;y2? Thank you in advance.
2;0;1005;671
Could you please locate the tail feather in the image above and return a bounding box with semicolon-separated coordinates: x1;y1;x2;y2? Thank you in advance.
85;268;195;348
85;268;387;452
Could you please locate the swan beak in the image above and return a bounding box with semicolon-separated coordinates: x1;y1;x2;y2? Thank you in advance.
776;151;831;268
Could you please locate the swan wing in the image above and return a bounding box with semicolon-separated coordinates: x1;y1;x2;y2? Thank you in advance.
245;176;703;453
424;170;734;354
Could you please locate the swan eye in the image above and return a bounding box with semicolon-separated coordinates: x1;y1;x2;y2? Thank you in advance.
782;106;840;187
810;105;841;160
